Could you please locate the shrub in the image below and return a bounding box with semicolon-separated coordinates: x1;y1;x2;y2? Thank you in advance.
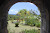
15;23;19;25
15;21;20;27
15;23;19;27
25;17;36;26
25;18;30;25
25;17;41;27
35;22;41;27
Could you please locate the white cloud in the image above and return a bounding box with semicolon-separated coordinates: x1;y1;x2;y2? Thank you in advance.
11;10;13;11
8;9;18;14
10;10;14;11
30;3;34;5
14;11;18;14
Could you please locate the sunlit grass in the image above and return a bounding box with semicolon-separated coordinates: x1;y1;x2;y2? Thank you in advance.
7;20;40;33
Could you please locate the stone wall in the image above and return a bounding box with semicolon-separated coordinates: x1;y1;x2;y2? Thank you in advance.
0;0;50;33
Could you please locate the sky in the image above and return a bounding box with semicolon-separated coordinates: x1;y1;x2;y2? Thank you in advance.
8;2;40;15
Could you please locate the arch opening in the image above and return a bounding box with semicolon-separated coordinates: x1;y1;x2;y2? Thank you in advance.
0;0;49;33
7;2;41;33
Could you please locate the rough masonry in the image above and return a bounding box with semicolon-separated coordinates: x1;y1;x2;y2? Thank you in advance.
0;0;50;33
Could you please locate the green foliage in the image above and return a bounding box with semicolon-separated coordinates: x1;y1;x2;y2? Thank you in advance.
8;9;41;27
15;23;19;25
15;21;20;27
35;22;41;27
20;29;40;33
25;17;41;27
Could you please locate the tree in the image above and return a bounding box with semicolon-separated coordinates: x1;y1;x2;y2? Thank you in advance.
16;9;28;22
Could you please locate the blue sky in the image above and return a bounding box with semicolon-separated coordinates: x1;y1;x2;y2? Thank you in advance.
8;2;40;15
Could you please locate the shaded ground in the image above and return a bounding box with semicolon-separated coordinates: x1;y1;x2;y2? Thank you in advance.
7;20;40;33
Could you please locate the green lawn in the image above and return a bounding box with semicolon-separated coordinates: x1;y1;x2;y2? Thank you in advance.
7;20;40;33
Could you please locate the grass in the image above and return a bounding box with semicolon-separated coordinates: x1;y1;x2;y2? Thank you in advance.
7;20;40;33
20;29;40;33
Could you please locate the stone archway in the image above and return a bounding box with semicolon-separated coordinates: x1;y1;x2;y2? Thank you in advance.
0;0;49;33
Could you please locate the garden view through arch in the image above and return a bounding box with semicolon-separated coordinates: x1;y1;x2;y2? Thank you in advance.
0;0;49;33
8;2;41;33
